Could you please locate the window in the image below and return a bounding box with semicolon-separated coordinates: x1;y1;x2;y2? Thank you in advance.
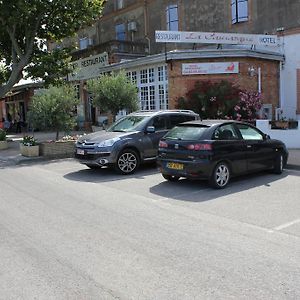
231;0;248;24
213;124;239;140
166;4;179;31
169;115;187;128
140;69;148;84
236;124;263;140
126;71;137;84
79;37;89;50
152;116;167;131
116;0;124;10
115;23;126;40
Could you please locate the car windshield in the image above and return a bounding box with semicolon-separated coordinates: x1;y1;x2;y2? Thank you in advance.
107;115;149;132
164;125;207;140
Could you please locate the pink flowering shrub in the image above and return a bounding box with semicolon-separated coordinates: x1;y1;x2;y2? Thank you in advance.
234;91;262;121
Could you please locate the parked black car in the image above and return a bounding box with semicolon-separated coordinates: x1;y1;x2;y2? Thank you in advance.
75;110;199;174
157;120;289;188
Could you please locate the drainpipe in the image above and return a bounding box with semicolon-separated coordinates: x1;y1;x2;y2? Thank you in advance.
258;67;262;94
144;0;150;54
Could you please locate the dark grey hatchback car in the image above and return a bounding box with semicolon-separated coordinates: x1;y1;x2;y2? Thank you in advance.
75;110;199;174
157;120;289;188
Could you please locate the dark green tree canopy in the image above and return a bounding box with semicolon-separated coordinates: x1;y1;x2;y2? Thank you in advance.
0;0;104;98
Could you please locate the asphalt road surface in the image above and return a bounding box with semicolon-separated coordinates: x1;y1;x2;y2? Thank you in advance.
1;159;300;299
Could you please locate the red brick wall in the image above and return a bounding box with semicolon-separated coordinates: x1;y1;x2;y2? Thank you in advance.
168;57;280;117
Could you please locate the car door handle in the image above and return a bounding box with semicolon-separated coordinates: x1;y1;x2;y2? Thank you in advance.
247;145;252;148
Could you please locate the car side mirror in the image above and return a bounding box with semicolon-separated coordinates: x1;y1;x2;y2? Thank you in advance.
264;134;271;140
146;126;155;133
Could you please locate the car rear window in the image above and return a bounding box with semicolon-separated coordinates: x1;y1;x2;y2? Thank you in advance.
164;125;208;141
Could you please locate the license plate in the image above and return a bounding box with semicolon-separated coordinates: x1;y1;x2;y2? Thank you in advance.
77;149;85;155
167;162;184;170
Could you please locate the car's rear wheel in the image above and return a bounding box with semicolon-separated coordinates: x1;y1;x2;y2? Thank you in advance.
115;149;140;175
210;162;230;189
162;174;180;181
273;153;284;174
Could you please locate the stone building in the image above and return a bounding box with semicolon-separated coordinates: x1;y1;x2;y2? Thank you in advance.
45;1;300;124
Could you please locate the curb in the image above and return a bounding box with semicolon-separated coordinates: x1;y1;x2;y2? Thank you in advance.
286;164;300;171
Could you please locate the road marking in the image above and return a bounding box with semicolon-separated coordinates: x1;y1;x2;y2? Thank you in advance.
273;218;300;231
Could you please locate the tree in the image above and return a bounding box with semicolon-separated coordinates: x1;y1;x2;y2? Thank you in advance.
87;71;139;120
28;84;79;140
0;0;105;98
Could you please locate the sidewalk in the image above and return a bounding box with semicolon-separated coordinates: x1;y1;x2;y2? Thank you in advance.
0;131;85;166
1;131;300;170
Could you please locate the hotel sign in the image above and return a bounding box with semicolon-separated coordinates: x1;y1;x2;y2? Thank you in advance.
68;52;109;81
182;62;239;75
155;30;280;47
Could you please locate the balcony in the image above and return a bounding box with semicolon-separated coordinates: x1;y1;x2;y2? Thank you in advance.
72;40;149;61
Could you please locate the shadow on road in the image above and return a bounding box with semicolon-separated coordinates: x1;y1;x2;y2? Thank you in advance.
64;163;158;183
149;171;289;203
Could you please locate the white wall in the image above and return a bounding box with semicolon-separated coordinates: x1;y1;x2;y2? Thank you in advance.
280;33;300;120
256;120;300;149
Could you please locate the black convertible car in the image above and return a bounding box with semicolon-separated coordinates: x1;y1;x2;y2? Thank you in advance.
157;120;289;188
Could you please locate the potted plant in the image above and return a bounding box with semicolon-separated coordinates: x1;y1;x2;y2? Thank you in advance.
0;128;8;150
20;135;39;157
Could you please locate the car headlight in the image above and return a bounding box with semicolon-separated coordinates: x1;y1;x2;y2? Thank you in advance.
97;137;120;148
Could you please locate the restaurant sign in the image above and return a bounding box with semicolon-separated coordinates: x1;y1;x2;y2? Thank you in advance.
68;52;109;81
182;62;239;75
156;30;280;47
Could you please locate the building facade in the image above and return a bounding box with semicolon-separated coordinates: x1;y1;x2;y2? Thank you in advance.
46;1;300;124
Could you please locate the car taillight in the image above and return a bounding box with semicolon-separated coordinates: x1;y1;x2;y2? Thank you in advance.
186;143;212;151
159;141;168;148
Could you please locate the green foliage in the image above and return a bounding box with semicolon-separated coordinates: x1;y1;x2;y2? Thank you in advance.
0;0;105;97
176;80;241;119
87;71;139;119
28;84;79;140
0;128;6;141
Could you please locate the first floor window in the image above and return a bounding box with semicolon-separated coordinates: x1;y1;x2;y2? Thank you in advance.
231;0;248;24
116;23;126;40
166;4;179;31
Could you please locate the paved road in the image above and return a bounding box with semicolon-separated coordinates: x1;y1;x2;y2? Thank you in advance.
1;160;300;299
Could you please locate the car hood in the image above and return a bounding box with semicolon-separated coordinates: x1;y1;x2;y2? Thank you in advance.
77;130;138;143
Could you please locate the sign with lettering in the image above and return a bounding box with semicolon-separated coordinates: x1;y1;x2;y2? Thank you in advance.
155;31;280;47
182;62;239;75
68;52;109;81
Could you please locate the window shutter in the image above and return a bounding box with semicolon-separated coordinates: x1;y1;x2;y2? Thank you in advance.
297;69;300;113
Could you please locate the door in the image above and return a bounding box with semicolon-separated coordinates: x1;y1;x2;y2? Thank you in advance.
212;124;247;175
143;115;169;158
235;123;274;172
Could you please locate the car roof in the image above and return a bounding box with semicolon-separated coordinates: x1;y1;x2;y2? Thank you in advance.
128;110;199;117
179;119;252;127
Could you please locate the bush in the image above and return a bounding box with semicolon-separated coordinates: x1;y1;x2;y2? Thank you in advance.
233;91;262;121
21;135;38;146
0;128;6;141
176;80;241;119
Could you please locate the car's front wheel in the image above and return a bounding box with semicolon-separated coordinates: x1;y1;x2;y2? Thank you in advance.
162;174;180;181
273;153;284;174
210;162;230;189
115;149;140;175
